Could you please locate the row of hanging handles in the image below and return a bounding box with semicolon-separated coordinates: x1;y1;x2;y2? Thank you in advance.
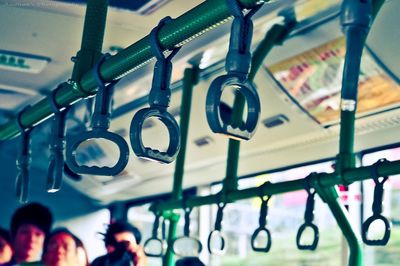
14;0;392;247
143;167;392;259
14;0;263;201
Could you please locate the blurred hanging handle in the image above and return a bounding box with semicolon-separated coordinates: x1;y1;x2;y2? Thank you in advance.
296;173;319;250
66;54;129;176
15;107;33;203
362;159;391;246
47;84;70;192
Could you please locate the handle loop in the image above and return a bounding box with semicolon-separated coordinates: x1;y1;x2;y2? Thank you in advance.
172;203;203;256
47;84;70;192
296;173;319;250
251;195;272;252
144;211;167;257
15;108;32;203
66;54;129;176
130;17;181;164
207;201;227;255
206;0;262;140
362;159;391;246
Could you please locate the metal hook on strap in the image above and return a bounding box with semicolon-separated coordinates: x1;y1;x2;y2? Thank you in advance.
130;16;181;164
144;210;167;257
206;0;263;141
172;199;203;256
251;193;272;252
15;107;33;203
47;84;70;193
362;158;391;246
207;199;227;255
296;173;319;251
66;53;130;176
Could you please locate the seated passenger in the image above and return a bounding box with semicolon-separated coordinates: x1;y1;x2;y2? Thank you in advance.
42;228;80;266
175;257;205;266
0;227;13;265
9;203;53;265
91;221;146;266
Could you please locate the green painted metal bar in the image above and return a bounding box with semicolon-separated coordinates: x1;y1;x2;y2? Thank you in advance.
0;0;269;141
70;0;108;83
332;1;385;265
154;159;400;211
321;186;363;266
163;67;199;266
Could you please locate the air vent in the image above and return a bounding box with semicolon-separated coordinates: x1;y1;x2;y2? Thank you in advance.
0;50;50;74
263;114;289;128
194;136;214;147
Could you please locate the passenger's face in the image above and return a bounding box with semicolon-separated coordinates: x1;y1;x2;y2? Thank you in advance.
43;232;77;266
107;231;138;253
13;224;45;263
0;236;13;264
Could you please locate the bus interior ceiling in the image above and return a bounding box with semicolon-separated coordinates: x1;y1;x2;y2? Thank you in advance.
0;0;399;226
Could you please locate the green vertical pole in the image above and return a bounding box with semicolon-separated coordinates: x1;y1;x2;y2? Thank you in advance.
70;0;108;84
333;1;384;265
163;67;199;266
223;18;296;196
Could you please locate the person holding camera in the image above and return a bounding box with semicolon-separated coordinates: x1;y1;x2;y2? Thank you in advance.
91;221;147;266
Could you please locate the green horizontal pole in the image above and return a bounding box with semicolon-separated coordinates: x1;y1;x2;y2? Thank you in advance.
0;0;268;141
153;159;400;212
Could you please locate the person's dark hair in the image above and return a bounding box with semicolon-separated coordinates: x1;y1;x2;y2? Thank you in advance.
10;202;53;238
101;221;142;247
0;227;11;246
43;227;80;254
176;257;206;266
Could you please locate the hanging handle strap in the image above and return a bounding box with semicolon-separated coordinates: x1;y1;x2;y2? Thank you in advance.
144;211;167;257
66;54;130;176
172;201;203;256
130;16;181;164
296;173;319;250
15;108;32;203
362;159;391;246
47;84;70;192
207;201;227;255
251;195;272;252
206;0;262;141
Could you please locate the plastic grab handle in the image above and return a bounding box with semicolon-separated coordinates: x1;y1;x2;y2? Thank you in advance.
251;227;272;252
66;130;129;176
16;155;30;203
207;230;226;255
172;236;203;257
362;214;391;246
143;237;166;257
206;74;260;140
296;223;319;250
130;107;180;164
47;148;64;192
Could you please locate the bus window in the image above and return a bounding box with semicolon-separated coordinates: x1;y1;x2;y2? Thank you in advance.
362;148;400;266
209;162;345;266
128;203;200;266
